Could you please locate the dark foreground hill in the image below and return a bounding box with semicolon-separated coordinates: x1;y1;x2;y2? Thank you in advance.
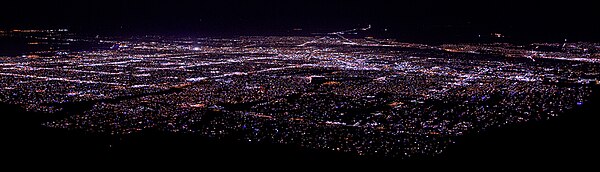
2;87;599;162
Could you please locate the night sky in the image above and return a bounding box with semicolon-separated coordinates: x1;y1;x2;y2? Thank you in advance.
2;0;599;42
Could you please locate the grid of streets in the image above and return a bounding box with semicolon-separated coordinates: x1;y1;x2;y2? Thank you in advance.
1;30;600;158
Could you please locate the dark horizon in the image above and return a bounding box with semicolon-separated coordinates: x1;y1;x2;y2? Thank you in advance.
2;0;599;42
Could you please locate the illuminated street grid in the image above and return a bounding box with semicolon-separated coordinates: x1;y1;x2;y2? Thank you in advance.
1;30;600;158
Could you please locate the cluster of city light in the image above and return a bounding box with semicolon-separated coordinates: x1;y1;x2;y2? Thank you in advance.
1;30;599;158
